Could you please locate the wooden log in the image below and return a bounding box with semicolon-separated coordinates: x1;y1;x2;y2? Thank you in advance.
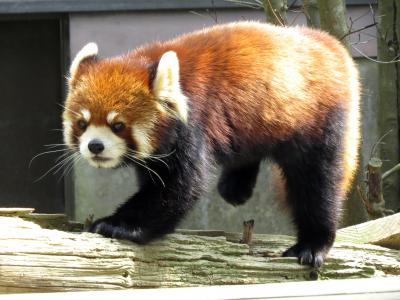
337;212;400;250
0;207;34;217
0;216;399;294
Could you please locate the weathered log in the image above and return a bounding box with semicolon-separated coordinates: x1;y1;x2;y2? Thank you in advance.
0;216;399;294
337;212;400;250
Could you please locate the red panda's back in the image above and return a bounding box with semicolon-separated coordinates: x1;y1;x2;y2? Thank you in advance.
133;22;358;145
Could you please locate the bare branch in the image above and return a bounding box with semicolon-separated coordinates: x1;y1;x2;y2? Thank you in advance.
352;45;400;64
382;163;400;181
341;22;377;41
224;0;263;9
370;129;393;160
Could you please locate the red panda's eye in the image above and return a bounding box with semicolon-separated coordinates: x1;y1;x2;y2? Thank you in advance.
77;120;87;130
111;122;125;133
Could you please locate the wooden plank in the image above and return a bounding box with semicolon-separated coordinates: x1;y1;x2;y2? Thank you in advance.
0;277;399;299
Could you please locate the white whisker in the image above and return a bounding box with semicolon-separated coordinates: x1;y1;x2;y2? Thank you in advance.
126;149;170;169
132;149;176;158
58;153;81;183
53;152;78;175
124;153;156;184
124;154;165;187
29;148;71;168
58;103;81;117
44;143;70;147
34;151;78;183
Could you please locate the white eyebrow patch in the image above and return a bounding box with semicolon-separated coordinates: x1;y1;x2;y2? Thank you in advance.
81;109;91;121
107;111;118;124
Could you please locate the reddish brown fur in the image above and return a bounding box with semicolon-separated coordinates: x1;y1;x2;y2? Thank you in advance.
65;21;360;195
132;22;359;194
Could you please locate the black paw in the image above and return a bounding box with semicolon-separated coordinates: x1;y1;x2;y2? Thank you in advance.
88;216;149;244
218;178;254;206
217;164;260;206
282;243;327;268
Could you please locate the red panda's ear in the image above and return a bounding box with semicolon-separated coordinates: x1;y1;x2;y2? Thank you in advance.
152;51;188;123
69;42;98;87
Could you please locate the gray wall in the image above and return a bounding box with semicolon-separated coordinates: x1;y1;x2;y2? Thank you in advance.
68;7;378;234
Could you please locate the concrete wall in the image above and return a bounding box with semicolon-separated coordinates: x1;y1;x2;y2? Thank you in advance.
68;7;378;234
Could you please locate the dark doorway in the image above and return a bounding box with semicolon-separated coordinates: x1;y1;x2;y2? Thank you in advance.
0;18;67;212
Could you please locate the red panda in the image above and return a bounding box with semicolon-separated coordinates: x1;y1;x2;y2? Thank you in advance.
63;21;360;267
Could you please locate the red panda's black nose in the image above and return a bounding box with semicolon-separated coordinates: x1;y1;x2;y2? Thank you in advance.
88;139;104;154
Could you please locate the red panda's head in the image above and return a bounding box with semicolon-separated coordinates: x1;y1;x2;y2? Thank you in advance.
62;43;187;168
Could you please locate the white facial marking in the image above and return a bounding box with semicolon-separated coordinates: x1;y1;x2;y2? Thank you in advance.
132;124;154;158
63;119;74;147
69;42;98;84
107;111;118;124
79;125;126;168
153;51;188;123
81;109;91;122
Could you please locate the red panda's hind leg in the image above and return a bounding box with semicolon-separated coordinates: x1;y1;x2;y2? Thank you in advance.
274;107;346;267
217;161;261;206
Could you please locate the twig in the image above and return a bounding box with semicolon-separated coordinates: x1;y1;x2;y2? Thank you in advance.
341;22;377;41
265;0;285;26
189;0;219;23
370;129;393;161
382;163;400;181
224;0;263;9
352;45;400;64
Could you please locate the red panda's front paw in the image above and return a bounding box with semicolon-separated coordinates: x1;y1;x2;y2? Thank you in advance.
88;216;149;244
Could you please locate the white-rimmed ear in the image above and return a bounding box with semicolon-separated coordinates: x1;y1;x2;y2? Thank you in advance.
153;51;188;123
69;42;98;86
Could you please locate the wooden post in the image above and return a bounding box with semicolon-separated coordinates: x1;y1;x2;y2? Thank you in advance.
377;0;400;210
241;219;254;245
368;157;385;215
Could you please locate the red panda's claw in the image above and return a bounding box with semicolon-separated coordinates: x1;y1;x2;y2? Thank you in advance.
88;216;149;244
282;243;326;268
